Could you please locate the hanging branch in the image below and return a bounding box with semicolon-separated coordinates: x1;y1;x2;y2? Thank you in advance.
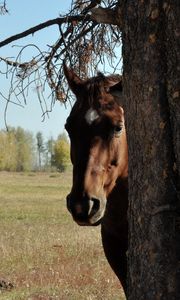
0;0;8;15
0;0;122;121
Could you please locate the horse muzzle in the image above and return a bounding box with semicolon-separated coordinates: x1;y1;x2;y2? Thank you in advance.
66;193;106;226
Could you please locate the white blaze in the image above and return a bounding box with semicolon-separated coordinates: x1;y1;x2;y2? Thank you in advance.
85;108;99;125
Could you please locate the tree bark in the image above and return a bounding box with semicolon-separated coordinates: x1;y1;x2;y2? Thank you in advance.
122;0;180;299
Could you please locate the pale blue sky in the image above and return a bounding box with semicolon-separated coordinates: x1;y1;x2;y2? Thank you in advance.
0;0;73;139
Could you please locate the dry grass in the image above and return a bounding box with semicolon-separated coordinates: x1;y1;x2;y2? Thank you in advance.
0;172;125;300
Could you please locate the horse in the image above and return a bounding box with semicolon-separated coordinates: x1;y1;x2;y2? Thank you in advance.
63;63;128;295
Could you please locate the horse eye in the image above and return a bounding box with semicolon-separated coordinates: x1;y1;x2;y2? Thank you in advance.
113;125;123;137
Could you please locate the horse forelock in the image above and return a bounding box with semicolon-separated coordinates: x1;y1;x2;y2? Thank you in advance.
74;72;121;117
84;74;109;107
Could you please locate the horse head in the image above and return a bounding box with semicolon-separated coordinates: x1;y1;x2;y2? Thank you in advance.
64;64;128;226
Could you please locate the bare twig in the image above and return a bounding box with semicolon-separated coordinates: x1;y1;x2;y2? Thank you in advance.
0;0;8;15
0;15;90;48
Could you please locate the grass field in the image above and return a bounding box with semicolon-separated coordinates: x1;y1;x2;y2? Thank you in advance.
0;172;125;300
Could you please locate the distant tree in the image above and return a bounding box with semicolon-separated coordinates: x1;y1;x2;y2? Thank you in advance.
36;131;44;170
6;130;17;171
53;133;70;172
0;130;17;171
45;137;55;169
0;127;35;171
0;132;6;170
58;132;68;143
14;127;35;171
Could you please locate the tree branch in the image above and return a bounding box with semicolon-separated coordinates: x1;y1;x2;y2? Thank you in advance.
0;1;123;48
0;0;122;115
90;6;123;28
0;14;90;48
0;0;8;15
91;7;116;25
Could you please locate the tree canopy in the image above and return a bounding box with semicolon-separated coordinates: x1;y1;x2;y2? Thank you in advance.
53;133;70;172
0;127;35;171
0;127;70;172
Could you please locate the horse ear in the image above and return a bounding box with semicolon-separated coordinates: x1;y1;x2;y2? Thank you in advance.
104;74;122;90
109;79;124;106
63;62;83;95
104;74;123;106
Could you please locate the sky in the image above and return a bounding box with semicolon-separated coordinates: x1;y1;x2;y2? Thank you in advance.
0;0;73;140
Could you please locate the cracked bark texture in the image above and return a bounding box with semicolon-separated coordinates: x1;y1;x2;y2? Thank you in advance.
121;0;180;299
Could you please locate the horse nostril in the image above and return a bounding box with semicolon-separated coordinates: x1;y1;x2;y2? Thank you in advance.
66;194;103;224
89;198;100;215
74;212;86;222
66;195;88;221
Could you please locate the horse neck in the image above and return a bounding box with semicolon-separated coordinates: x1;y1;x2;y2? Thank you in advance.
108;177;128;218
102;176;128;237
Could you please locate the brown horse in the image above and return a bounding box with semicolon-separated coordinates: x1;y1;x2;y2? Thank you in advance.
64;64;128;295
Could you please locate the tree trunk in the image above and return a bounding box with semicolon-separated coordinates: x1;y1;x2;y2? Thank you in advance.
122;1;180;299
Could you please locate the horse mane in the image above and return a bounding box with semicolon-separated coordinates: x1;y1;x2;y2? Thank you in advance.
84;72;112;107
74;71;122;109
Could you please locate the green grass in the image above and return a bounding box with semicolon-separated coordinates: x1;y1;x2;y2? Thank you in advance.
0;172;125;300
